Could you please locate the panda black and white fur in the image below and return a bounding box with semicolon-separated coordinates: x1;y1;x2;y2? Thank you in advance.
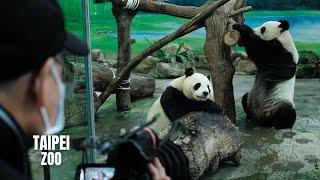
147;68;223;134
233;20;299;129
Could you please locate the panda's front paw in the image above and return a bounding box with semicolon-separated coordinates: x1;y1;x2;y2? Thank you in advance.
232;24;242;32
209;102;224;115
233;24;253;34
232;24;253;46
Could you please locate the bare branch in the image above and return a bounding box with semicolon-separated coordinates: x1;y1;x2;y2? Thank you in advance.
229;6;252;17
179;22;204;38
137;1;200;19
103;0;200;18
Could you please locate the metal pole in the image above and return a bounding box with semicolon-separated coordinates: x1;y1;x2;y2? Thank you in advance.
43;150;51;180
82;0;96;163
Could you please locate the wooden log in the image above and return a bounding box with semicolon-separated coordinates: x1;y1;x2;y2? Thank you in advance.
204;11;236;123
224;30;240;46
112;4;137;111
72;63;155;100
150;112;244;179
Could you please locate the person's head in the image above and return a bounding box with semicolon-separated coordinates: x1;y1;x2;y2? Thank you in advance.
0;0;88;136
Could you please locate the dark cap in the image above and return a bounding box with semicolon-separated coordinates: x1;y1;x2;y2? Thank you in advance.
0;0;88;82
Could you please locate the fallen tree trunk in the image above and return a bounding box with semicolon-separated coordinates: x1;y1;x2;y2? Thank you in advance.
72;62;155;100
149;112;244;179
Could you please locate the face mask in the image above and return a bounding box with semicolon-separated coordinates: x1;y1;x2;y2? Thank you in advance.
40;64;66;135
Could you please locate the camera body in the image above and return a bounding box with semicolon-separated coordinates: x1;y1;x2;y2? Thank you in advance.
105;128;159;179
75;128;159;180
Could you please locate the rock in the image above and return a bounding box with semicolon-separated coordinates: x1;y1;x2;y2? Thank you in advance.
234;59;257;75
182;44;194;52
154;62;185;78
195;55;210;69
71;62;114;92
63;61;100;127
64;90;87;127
133;56;160;74
130;73;156;99
63;59;86;127
64;91;100;128
162;43;194;55
62;50;84;63
106;59;117;68
163;44;179;55
91;49;105;63
149;112;244;180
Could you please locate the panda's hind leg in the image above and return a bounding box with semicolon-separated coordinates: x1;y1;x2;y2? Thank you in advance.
273;103;296;129
242;93;253;118
258;102;296;129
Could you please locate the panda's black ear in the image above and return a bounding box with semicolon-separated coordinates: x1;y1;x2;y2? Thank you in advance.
207;75;211;80
279;20;290;32
185;68;194;77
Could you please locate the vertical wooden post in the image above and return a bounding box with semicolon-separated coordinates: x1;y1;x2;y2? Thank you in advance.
204;11;236;123
112;4;136;111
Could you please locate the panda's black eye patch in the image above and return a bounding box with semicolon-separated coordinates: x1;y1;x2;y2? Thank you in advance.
261;27;266;34
194;83;201;90
208;85;211;93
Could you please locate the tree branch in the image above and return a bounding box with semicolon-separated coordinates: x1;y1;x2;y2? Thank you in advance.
137;1;200;19
103;0;200;19
98;0;231;106
229;6;252;17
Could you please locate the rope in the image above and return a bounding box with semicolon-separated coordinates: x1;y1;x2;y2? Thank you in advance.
124;0;140;10
108;68;131;90
109;67;116;79
117;78;131;90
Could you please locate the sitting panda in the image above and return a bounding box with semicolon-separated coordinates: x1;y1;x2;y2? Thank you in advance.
233;20;299;129
147;68;223;135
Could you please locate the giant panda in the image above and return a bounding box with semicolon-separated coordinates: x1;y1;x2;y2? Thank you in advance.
147;68;223;135
233;20;299;129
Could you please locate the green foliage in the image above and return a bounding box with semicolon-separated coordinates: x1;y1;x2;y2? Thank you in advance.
299;50;319;64
175;42;197;65
296;50;320;79
144;38;170;62
145;39;197;67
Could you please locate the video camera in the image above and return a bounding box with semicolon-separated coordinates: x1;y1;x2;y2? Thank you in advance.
74;118;160;180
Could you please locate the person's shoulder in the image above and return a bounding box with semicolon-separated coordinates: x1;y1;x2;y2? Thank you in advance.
0;118;17;141
0;159;27;180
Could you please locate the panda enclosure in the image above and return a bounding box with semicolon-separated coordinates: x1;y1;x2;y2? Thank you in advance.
96;0;252;123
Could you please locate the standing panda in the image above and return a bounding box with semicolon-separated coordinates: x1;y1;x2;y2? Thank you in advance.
147;68;223;135
233;20;299;129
